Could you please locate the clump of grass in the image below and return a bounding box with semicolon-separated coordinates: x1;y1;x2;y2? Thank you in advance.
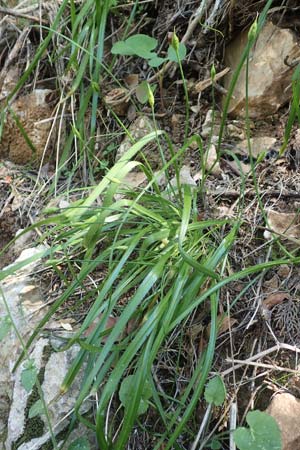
3;0;300;448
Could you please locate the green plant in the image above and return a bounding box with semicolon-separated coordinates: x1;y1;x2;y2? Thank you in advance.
204;375;226;406
119;375;152;416
111;33;186;68
233;411;282;450
1;0;298;448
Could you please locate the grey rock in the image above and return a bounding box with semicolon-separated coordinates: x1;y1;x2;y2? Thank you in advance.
224;21;300;118
267;393;300;450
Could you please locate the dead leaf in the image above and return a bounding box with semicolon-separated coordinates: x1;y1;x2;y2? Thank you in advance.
206;314;237;338
218;315;237;335
194;67;230;93
104;87;130;116
263;275;279;291
124;73;139;89
263;292;290;309
4;175;12;184
83;314;138;343
264;210;300;246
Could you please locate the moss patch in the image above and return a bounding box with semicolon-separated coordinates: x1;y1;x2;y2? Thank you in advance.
12;345;52;450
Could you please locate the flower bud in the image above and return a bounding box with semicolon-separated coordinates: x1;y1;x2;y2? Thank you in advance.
211;64;216;81
248;18;258;41
147;82;154;108
171;31;180;52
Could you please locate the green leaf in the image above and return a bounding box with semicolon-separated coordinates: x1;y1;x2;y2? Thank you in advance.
68;437;90;450
148;56;167;68
204;375;226;406
111;34;158;59
233;411;282;450
136;81;157;104
28;399;44;418
167;42;187;62
0;315;12;341
21;360;37;392
119;375;152;416
210;439;222;449
111;41;136;56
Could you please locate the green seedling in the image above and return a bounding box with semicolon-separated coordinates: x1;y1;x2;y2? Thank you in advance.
119;374;152;416
111;33;186;68
111;33;186;107
21;359;37;392
233;410;282;450
204;375;226;406
67;437;90;450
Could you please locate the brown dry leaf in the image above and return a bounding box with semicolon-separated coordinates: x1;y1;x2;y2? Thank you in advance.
264;210;300;245
83;314;138;342
194;67;230;93
263;292;290;309
4;175;12;184
263;275;279;291
124;74;139;89
206;314;237;338
104;87;130;116
218;315;237;335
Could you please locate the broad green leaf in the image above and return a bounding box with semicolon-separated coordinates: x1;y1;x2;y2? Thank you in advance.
167;42;187;62
119;375;152;416
0;315;12;341
233;411;282;450
136;81;157;104
28;399;44;418
111;41;136;56
148;56;167;67
21;360;37;392
68;437;90;450
204;375;226;406
111;34;158;59
210;439;222;449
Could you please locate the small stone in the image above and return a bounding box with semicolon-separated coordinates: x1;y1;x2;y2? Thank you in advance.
201;109;221;139
19;285;41;304
13;229;35;256
266;393;300;450
205;144;221;176
277;265;290;278
170;165;197;188
1;90;57;164
236;137;277;159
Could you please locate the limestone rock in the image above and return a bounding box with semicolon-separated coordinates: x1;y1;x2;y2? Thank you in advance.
0;246;47;444
1;90;56;165
267;393;300;450
0;66;20;101
170;165;197;188
0;247;92;449
201;109;221;141
236;136;277;159
264;210;300;247
6;339;88;450
224;21;300;118
205;144;221;176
